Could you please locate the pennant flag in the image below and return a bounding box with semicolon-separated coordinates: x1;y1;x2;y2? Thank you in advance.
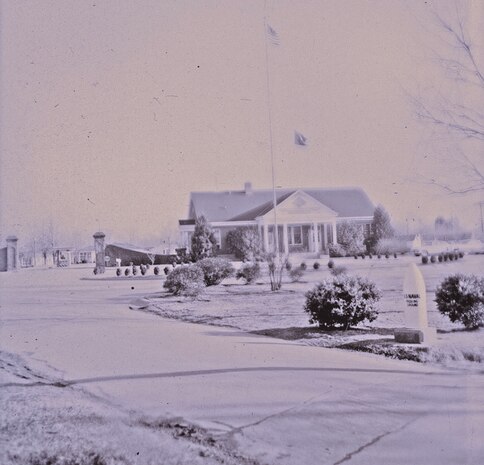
294;131;308;146
266;24;280;46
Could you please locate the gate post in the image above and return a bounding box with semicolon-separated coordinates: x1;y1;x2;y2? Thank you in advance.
93;232;106;274
6;236;18;271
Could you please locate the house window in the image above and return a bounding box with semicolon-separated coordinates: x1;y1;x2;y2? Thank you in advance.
289;226;303;245
79;252;91;263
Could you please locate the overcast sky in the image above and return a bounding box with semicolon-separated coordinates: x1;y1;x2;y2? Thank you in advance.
1;0;483;246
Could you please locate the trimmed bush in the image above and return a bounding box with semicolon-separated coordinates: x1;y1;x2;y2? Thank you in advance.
116;268;122;276
304;275;381;330
368;254;373;259
435;274;484;329
327;259;335;269
300;262;307;270
313;262;320;270
154;266;160;275
360;254;366;259
430;255;436;263
289;267;305;282
328;243;346;258
226;226;262;261
164;266;170;275
163;265;205;296
459;251;464;258
236;262;261;284
377;254;381;259
438;255;443;263
285;261;293;271
330;265;347;276
393;253;398;259
124;268;130;276
385;253;390;259
140;265;146;276
132;266;138;276
353;255;358;260
195;257;235;286
443;253;449;262
422;256;429;264
93;267;98;275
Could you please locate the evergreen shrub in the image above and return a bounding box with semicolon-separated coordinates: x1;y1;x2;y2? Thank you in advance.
304;275;381;330
289;268;305;282
163;265;205;296
435;274;484;329
236;262;261;284
195;257;235;286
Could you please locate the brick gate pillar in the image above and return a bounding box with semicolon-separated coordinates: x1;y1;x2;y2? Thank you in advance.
93;232;106;274
6;236;18;271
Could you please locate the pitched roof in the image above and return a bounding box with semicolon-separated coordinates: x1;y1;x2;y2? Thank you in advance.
185;187;374;222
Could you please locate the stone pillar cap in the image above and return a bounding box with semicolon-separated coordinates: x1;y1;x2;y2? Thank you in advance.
93;231;106;238
6;235;18;241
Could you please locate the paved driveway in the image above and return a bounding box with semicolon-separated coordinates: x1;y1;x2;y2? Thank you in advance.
1;267;483;464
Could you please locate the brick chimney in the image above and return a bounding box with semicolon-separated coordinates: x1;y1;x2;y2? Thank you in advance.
244;182;253;195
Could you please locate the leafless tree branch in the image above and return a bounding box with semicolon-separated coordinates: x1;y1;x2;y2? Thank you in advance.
412;3;484;194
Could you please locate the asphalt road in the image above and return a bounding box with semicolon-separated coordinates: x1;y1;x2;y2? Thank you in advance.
1;267;483;465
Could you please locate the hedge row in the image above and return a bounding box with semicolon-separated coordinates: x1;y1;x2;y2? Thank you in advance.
421;251;464;264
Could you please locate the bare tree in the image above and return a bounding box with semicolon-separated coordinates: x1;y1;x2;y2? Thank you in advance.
413;2;484;194
146;250;156;266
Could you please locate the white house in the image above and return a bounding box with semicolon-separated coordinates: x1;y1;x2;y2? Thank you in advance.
179;183;375;256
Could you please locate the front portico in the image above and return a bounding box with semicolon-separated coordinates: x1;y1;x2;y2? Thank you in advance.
257;190;338;254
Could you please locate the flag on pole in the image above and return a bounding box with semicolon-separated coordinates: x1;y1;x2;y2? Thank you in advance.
266;24;280;46
294;131;308;146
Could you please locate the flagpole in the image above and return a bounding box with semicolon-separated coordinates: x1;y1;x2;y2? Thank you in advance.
263;15;279;256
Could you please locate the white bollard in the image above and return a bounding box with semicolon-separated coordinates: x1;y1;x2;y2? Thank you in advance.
395;263;437;344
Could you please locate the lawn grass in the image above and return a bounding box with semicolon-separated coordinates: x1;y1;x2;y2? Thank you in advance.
144;254;484;368
0;353;254;465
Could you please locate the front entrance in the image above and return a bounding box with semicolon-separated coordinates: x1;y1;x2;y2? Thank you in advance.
264;223;335;254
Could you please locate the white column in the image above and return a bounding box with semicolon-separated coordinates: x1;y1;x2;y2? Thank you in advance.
283;223;289;254
332;220;337;244
322;223;327;249
263;223;269;252
312;222;319;253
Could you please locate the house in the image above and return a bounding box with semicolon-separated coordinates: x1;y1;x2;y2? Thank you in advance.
179;182;375;255
73;246;96;264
